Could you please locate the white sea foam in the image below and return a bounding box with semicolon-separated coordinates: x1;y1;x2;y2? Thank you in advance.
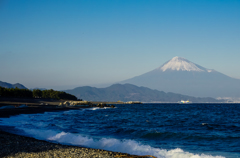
19;129;225;158
86;107;112;110
87;107;99;110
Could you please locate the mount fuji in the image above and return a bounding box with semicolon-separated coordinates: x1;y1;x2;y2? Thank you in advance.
120;56;240;98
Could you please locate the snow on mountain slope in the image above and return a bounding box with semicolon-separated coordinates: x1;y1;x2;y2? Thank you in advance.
157;56;212;72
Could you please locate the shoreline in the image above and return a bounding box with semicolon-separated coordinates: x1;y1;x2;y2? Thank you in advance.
0;129;132;158
0;99;156;158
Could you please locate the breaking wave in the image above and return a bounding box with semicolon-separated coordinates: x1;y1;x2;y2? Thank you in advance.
21;129;224;158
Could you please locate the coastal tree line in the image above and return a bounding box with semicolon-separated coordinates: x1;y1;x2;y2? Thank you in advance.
0;87;78;100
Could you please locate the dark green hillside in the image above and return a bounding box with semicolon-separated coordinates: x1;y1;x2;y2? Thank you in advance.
0;87;77;100
65;84;224;103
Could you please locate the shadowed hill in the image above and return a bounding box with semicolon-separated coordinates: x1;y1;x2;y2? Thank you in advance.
65;84;224;103
0;81;27;89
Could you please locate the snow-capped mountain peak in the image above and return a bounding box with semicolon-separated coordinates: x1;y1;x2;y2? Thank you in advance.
121;56;240;98
158;56;206;72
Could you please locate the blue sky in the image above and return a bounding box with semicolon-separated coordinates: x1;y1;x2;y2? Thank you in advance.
0;0;239;89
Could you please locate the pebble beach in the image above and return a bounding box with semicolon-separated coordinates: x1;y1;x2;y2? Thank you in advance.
0;130;134;158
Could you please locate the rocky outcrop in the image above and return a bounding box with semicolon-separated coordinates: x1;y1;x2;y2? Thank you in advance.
96;103;115;108
59;101;116;108
59;101;92;107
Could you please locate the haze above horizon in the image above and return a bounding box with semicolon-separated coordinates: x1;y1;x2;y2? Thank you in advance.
0;0;239;90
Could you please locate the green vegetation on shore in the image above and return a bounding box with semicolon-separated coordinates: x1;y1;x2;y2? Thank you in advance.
0;87;78;100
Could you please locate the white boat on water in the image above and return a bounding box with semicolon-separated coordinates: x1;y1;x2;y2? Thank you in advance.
178;100;191;104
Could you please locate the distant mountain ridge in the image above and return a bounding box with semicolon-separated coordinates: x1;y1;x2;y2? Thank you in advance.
0;81;27;89
65;84;224;103
120;57;240;98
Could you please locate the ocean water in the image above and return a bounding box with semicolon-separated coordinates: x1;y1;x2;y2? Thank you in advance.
0;104;240;158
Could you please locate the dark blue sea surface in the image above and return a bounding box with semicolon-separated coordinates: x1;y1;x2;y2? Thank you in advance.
0;104;240;158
